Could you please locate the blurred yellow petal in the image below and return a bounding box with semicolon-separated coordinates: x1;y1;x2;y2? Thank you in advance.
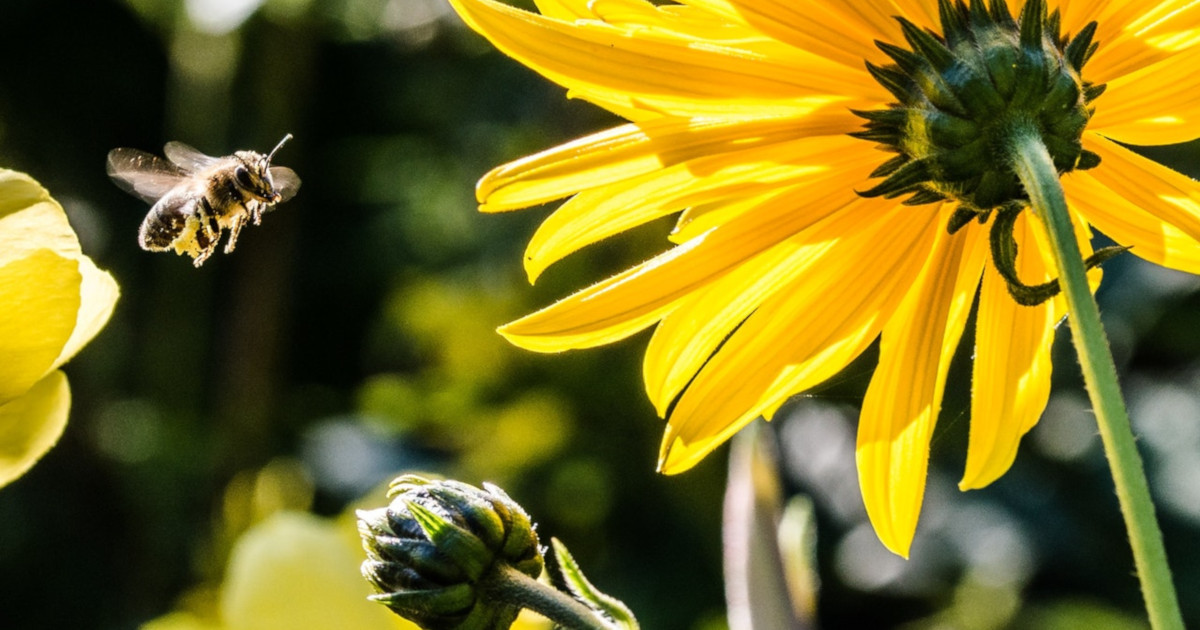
856;216;979;557
1066;170;1200;274
1088;47;1200;145
221;513;412;630
0;170;81;265
0;250;82;403
659;201;939;474
141;612;224;630
0;370;70;488
53;256;120;370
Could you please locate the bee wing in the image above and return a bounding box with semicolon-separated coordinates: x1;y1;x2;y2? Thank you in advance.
106;148;188;203
164;141;221;172
270;166;301;203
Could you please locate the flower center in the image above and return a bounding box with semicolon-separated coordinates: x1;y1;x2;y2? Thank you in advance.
853;0;1118;306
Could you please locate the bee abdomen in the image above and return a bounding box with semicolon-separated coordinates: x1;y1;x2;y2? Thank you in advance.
139;193;195;251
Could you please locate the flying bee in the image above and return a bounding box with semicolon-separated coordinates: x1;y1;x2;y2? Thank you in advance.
106;134;301;267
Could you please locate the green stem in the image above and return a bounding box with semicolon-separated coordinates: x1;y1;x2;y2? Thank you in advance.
485;564;612;630
1007;121;1184;630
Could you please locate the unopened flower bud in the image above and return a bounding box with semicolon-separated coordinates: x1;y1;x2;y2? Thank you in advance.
358;475;544;629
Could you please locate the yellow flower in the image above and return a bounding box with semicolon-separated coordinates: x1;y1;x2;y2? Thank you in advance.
449;0;1200;555
0;169;118;488
142;511;552;630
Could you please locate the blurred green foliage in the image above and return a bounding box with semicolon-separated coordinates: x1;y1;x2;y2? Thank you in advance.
0;0;1197;629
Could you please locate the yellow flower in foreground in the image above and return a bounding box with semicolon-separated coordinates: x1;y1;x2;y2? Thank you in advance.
450;0;1200;555
142;511;552;630
0;169;118;488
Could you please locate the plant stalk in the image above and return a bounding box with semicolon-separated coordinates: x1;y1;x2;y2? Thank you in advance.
1007;120;1185;630
485;563;611;630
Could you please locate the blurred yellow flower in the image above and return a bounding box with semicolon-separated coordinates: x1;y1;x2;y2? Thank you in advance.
143;510;552;630
448;0;1200;555
0;169;118;488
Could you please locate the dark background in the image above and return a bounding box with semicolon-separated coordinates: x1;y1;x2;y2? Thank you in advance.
0;1;1197;628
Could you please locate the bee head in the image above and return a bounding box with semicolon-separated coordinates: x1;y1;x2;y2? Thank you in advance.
233;135;292;203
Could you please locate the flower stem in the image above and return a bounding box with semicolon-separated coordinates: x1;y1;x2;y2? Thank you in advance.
1007;121;1184;630
485;563;612;630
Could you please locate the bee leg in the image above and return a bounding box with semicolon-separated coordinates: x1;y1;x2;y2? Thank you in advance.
250;201;263;226
224;215;246;254
192;200;221;267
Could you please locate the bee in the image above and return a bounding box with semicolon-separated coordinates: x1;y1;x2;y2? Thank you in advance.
107;134;301;267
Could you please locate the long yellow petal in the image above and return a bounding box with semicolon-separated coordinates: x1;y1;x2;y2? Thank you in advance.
447;0;880;117
1065;170;1200;274
524;133;869;280
1089;46;1200;145
0;250;82;404
679;0;900;68
500;151;879;351
479;112;860;211
857;211;977;557
1083;134;1200;246
962;213;1059;490
0;370;70;489
644;193;891;417
1087;1;1200;82
658;201;940;474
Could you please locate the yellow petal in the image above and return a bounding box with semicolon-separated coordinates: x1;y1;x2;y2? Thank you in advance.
500;149;879;351
0;169;82;267
961;212;1059;490
1065;170;1200;274
524;133;867;281
222;513;408;630
0;250;82;403
856;212;980;558
0;370;70;488
644;193;891;416
54;255;120;370
658;200;941;474
446;0;879;117
479;111;859;211
679;0;900;68
1088;46;1200;145
1083;134;1200;247
1087;0;1200;83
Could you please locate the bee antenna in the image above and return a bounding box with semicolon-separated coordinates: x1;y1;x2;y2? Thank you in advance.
267;133;294;163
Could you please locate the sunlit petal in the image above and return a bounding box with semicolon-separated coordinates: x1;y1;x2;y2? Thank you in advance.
523;133;867;280
1083;134;1200;246
659;201;939;474
500;150;879;350
1089;46;1200;145
857;214;980;557
1066;170;1200;273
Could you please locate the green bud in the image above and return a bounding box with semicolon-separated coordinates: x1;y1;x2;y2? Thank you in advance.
855;0;1104;213
358;475;545;630
853;0;1123;306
